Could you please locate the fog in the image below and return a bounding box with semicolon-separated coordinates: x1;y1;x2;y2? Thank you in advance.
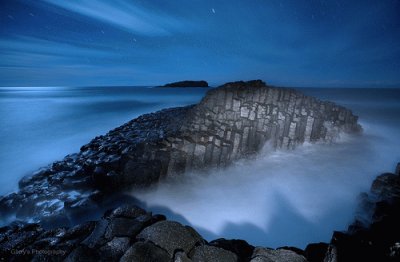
133;88;400;248
1;87;398;248
0;86;208;195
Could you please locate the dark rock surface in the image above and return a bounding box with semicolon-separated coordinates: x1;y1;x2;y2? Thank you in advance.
322;165;400;262
251;247;308;262
0;205;307;262
0;80;361;225
304;243;328;262
4;79;400;262
210;238;255;261
1;165;399;261
161;80;209;87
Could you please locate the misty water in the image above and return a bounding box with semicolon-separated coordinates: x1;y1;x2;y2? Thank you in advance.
0;86;209;195
0;86;399;248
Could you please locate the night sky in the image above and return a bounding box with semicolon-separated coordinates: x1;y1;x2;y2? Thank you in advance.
1;0;400;87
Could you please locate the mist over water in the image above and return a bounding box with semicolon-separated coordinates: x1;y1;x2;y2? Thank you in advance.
0;86;209;195
0;86;399;248
133;88;400;248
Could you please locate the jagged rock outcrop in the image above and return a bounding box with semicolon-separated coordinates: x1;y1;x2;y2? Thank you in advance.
0;205;308;262
322;164;400;262
0;80;361;225
161;80;209;87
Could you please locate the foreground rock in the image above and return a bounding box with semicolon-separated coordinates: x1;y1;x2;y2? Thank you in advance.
161;80;209;87
0;205;307;262
1;165;399;261
321;165;400;262
0;80;361;226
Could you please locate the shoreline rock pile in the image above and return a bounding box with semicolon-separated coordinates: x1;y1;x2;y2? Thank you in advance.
1;164;399;261
0;204;309;261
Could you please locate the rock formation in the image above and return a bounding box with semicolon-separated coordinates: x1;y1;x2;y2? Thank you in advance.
1;164;399;261
0;204;309;261
321;166;400;262
2;79;398;262
161;80;209;87
0;80;361;226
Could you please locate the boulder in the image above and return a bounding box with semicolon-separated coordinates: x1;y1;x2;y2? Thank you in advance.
251;247;308;262
105;204;147;219
104;217;142;239
120;241;170;262
136;221;202;257
191;245;238;262
81;219;109;248
324;164;400;262
98;237;130;261
209;238;254;261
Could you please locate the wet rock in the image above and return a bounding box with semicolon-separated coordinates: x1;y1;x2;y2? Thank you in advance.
81;219;109;248
104;217;142;239
98;237;130;261
136;221;202;257
175;251;193;262
191;245;238;262
0;224;44;260
120;241;170;262
251;247;308;262
324;165;400;262
209;238;254;261
105;204;146;219
370;173;400;201
278;246;306;257
64;245;99;262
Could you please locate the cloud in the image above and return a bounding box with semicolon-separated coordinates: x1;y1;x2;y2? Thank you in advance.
42;0;186;36
0;36;119;67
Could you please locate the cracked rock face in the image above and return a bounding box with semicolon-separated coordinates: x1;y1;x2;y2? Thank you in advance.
0;80;361;225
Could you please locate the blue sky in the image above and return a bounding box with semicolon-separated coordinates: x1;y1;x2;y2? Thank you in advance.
0;0;399;87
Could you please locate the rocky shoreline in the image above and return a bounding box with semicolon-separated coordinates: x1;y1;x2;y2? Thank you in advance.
0;80;361;226
0;165;399;261
1;79;380;261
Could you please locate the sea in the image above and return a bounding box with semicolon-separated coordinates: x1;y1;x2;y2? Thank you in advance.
0;86;399;248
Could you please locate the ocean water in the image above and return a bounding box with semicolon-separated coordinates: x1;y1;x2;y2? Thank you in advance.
0;86;399;248
0;86;209;195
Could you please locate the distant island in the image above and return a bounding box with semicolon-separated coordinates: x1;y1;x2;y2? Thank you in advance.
159;80;209;88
